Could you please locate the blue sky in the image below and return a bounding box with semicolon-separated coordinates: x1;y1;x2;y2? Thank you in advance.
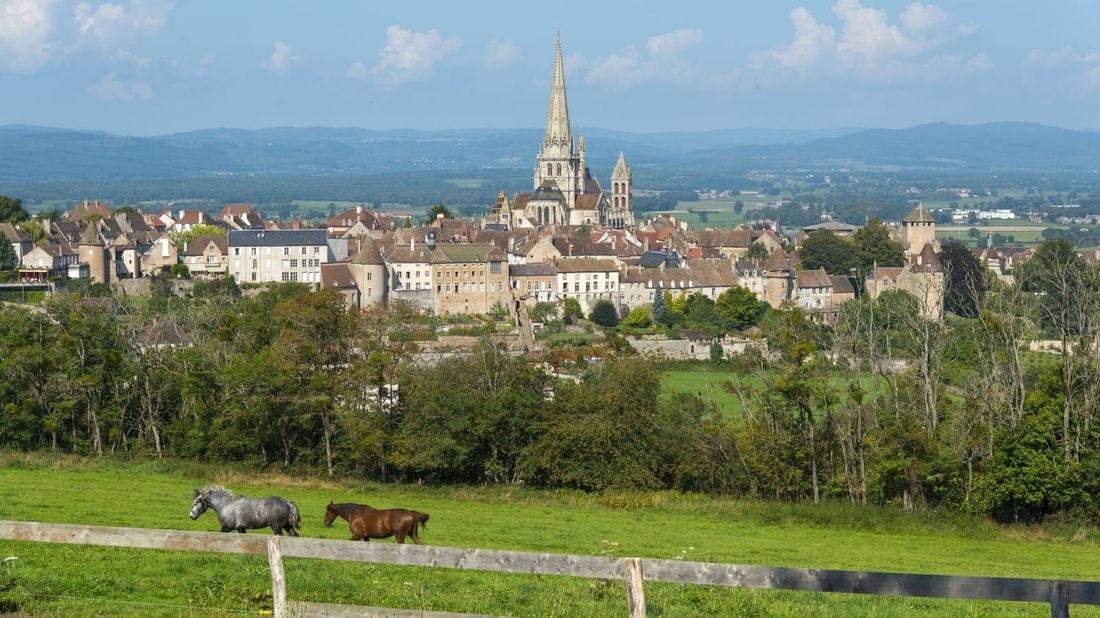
2;0;1100;136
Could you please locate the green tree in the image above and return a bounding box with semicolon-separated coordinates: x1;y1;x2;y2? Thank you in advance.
0;238;16;271
682;293;721;335
651;286;668;325
745;242;769;260
0;195;29;223
169;224;226;253
522;359;663;490
938;240;986;318
426;203;454;223
562;297;583;321
1018;238;1100;462
852;217;906;269
715;286;767;331
620;306;652;329
588;299;619;328
734;200;745;214
529;301;558;324
798;230;858;275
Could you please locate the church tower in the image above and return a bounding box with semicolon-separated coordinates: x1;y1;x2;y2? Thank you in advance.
608;151;635;229
534;32;584;212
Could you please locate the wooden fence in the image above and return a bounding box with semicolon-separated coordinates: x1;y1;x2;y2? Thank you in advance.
2;520;1100;617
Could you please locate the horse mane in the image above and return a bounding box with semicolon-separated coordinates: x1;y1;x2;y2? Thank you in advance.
197;484;238;498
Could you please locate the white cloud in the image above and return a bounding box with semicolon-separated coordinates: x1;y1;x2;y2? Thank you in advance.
91;71;152;100
0;0;59;72
74;0;172;43
1025;47;1100;92
370;25;461;84
585;28;704;89
753;0;975;80
483;38;519;69
899;3;947;32
262;40;297;74
752;7;835;70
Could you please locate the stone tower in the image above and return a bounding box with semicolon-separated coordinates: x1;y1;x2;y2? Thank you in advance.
79;221;110;284
608;151;635;229
902;202;936;257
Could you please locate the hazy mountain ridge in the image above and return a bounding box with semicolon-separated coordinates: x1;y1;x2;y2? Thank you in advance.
2;122;1097;182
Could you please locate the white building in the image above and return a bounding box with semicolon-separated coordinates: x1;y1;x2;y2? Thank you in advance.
228;229;331;285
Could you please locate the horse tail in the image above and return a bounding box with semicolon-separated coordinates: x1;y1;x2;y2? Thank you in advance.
414;511;429;530
288;500;301;531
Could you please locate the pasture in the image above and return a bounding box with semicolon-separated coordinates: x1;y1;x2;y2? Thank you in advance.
1;454;1099;616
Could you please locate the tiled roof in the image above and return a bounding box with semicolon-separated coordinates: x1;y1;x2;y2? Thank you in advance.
228;229;327;247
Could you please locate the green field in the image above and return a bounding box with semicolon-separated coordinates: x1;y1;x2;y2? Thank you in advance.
2;454;1098;616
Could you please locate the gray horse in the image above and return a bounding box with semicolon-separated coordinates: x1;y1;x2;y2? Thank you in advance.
189;484;301;536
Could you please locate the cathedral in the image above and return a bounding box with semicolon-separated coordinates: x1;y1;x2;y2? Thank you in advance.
485;34;635;231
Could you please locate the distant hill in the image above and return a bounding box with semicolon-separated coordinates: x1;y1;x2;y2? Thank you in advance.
2;122;1099;183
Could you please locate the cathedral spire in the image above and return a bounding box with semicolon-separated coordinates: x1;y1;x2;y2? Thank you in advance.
542;31;573;156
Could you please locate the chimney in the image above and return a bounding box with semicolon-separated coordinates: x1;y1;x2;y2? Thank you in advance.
179;209;185;220
410;238;415;251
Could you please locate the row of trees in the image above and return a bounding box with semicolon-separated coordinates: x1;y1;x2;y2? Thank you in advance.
1;239;1099;522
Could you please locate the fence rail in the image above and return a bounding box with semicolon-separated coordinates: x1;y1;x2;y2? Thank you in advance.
2;520;1099;617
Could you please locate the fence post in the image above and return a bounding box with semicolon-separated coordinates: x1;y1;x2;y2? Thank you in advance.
268;536;288;618
1050;580;1069;618
626;557;646;618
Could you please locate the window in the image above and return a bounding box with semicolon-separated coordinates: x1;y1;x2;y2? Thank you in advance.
282;272;291;282
282;259;290;269
446;283;451;292
290;259;298;268
234;248;240;256
367;272;371;281
490;261;502;274
301;247;308;255
250;248;257;256
283;247;290;256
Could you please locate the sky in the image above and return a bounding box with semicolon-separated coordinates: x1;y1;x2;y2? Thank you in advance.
2;0;1100;136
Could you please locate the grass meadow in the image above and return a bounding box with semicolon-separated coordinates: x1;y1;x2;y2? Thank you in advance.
1;453;1099;617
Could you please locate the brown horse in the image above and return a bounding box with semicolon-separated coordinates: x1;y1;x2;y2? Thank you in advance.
323;501;430;544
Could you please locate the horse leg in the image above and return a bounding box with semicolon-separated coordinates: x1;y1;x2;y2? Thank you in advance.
410;525;422;545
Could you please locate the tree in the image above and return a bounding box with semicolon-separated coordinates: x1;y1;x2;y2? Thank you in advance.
588;299;619;328
620;306;652;329
745;242;769;260
170;224;226;253
426;203;454;223
938;241;986;318
852;217;905;269
0;239;16;271
1018;238;1100;462
522;359;664;490
651;286;668;325
0;195;29;224
682;293;721;335
798;230;858;275
715;286;767;331
734;200;744;214
562;297;583;322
